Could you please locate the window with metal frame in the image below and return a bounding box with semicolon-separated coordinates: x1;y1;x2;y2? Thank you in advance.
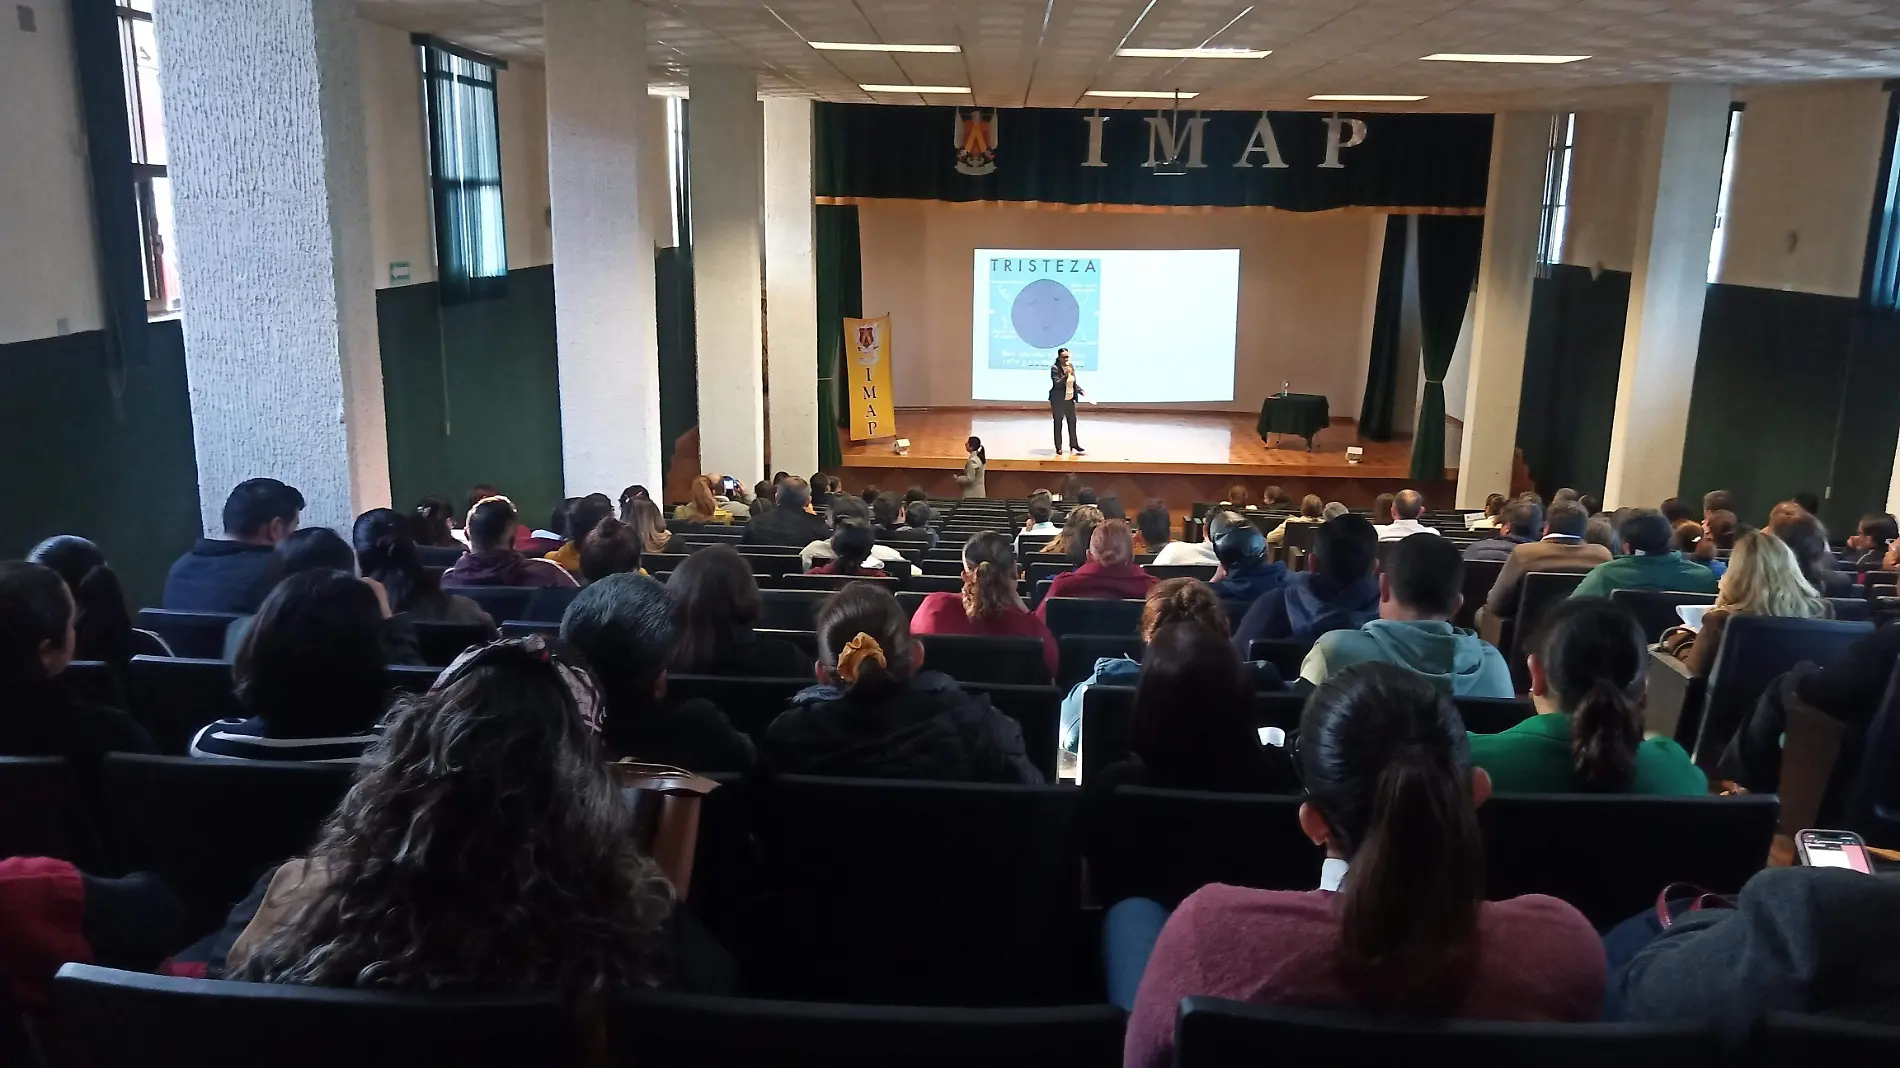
1864;83;1900;311
117;0;181;317
417;37;508;303
1534;113;1575;276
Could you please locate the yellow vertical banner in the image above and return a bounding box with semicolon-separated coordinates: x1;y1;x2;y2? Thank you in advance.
845;314;897;440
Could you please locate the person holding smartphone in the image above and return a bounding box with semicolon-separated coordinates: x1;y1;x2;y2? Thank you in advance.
1048;348;1087;456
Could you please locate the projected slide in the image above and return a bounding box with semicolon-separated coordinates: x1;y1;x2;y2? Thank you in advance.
972;248;1239;404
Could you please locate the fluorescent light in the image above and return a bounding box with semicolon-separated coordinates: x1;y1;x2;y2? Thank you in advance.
1421;53;1589;64
813;41;961;53
859;83;971;94
1084;89;1200;99
1115;47;1270;59
1309;94;1428;102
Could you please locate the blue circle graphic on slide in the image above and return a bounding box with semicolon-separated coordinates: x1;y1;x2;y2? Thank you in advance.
1010;278;1081;349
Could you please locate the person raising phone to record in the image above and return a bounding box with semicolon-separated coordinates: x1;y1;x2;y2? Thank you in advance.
1049;348;1088;457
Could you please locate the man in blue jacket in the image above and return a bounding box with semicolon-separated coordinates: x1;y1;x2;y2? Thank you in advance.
161;478;304;613
1232;514;1381;651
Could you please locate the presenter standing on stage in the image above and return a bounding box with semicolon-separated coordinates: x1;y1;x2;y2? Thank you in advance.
1049;348;1087;456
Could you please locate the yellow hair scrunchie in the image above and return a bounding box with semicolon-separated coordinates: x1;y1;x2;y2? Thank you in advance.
835;632;887;684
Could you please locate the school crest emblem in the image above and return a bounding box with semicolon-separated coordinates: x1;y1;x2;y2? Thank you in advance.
954;108;998;176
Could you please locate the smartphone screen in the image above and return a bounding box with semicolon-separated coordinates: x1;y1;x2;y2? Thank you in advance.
1798;830;1873;873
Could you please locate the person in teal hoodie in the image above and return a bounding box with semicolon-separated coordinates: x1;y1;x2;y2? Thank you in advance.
1569;509;1721;600
1299;533;1514;698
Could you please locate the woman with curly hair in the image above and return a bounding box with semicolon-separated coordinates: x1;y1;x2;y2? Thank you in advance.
224;637;683;994
1039;504;1104;567
909;532;1057;677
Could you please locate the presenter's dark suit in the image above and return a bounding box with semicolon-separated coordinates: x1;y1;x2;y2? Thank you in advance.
1049;365;1083;453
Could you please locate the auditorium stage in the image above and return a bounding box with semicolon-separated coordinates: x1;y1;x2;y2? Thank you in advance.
833;408;1457;512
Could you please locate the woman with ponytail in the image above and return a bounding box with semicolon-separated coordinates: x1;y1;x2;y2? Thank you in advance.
352;510;493;627
1122;663;1602;1065
909;532;1057;678
27;536;170;669
762;583;1042;783
1470;599;1705;795
954;436;987;498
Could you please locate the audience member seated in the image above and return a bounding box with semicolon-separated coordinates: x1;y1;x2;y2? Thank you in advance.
353;509;493;626
1770;503;1855;597
1468;493;1506;530
1579;494;1602;515
617;483;651;514
568;517;641;582
1793;489;1822;516
443;497;579;591
666;546;805;678
1371;491;1396;526
1097;494;1127;521
1061;579;1282;755
761;584;1041;783
809;520;887;577
1263;486;1294;509
1701;507;1739;554
1266;495;1326;547
749;481;773;519
1670;530;1831;678
1301;535;1513;698
800;497;909;572
742;476;829;546
222;637;694;993
1374;489;1439;542
0;562;153;762
1219;484;1252;510
1719;617;1900;791
1037;520;1157;618
1322;501;1350;520
1610;865;1900;1034
622;496;679;556
1570;509;1720;599
910;532;1058;679
1661;496;1692;527
1075;487;1100;507
1479;501;1609;639
521;501;571;556
903;486;927;508
409;497;461;548
192;571;389;762
869;493;905;541
544;495;613;573
1151;507;1219;567
222;528;425;665
892;500;940;549
163;477;305;613
674;476;734;525
1015;492;1059;553
1133;501;1173;556
1463;500;1541;563
1208;513;1286;611
1039;505;1105;568
1117;663;1603;1056
561;574;754;772
27;535;170;667
1470;600;1705;795
1233;514;1380;648
1585;515;1620;554
1846;512;1896;566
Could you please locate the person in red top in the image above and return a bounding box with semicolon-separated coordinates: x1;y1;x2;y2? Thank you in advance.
1120;663;1604;1067
910;532;1058;678
1037;520;1156;622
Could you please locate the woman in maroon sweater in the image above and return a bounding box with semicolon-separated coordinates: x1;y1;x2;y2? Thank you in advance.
1037;520;1156;622
1122;663;1604;1067
910;532;1057;678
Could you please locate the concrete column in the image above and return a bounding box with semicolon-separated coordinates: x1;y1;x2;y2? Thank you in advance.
640;95;674;249
689;65;765;483
1602;84;1732;509
153;0;387;533
545;0;661;496
764;98;819;478
1455;111;1554;507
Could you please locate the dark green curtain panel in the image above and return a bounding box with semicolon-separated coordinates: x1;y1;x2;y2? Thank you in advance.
1357;216;1409;442
1409;216;1485;483
815;205;862;468
655;247;698;478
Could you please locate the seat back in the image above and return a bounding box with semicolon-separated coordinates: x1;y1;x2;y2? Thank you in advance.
905;574;963;593
500;620;560;640
100;754;354;931
1456;559;1505;629
1026;561;1072;585
665;675;807;737
1842;664;1900;845
1058;635;1140;690
1507;572;1589;685
1245;639;1313;680
1095;787;1312;906
520;585;582;624
410;622;496;666
61;659;125;710
735;551;807;580
779;574;902;592
1829;597;1872;622
1696;616;1874;765
386;664;441;693
746;776;1081;1005
914;634;1051;685
1749;1011;1900;1064
414;544;465;568
0;757;104;867
134;609;241;660
608;990;1125;1068
1611;589;1719;643
452;586;536;623
1042;597;1145;637
1146;564;1216;581
759;589;831;631
52;964;577;1068
1174;997;1716;1068
644;552;691;574
127;655;242;755
967;684;1061;783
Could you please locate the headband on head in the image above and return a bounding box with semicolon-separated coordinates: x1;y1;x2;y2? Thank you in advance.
438;635;605;733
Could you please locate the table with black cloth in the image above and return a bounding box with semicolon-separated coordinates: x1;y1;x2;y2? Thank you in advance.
1257;392;1330;451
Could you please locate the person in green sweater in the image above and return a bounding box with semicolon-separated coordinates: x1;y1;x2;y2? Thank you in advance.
1569;509;1720;600
1470;598;1707;795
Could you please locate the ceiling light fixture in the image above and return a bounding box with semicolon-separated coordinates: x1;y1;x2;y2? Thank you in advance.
1309;94;1428;102
1420;53;1589;64
859;83;971;94
1084;89;1200;99
814;41;962;53
1115;46;1269;59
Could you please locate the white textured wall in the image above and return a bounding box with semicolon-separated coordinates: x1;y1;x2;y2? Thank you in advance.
1562;109;1648;274
546;0;661;496
500;61;552;269
764;97;819;477
155;0;389;533
690;65;766;481
639;96;673;249
0;1;102;343
360;18;434;287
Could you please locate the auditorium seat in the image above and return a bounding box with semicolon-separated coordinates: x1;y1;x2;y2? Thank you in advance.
52;964;580;1068
61;659;125;710
738;551;816;581
0;757;106;868
1749;1012;1900;1064
521;585;582;623
127;655;242;755
410;621;497;666
914;634;1051;685
608;990;1126;1068
454;586;536;624
1838;665;1900;845
779;574;901;592
1610;589;1718;643
135;609;241;660
1691;616;1873;767
1042;597;1144;638
1456;560;1505;629
1145;564;1217;581
1058;634;1141;690
644;552;691;574
1245;639;1313;681
1093;787;1311;906
1172;997;1716;1068
1828;596;1872;622
967;684;1061;782
1026;561;1073;586
100;754;354;931
386;664;441;693
500;621;559;640
903;574;963;593
1505;572;1590;687
759;589;831;631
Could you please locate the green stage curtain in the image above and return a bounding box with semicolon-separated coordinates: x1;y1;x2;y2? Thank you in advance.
1357;216;1409;442
655;247;697;478
815;205;862;468
1410;215;1485;483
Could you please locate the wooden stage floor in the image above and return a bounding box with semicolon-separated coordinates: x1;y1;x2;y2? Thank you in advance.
838;407;1430;480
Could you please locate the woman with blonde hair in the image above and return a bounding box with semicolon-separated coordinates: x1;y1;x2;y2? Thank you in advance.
1677;529;1832;677
909;532;1057;677
673;476;732;525
622;496;678;555
1039;504;1104;566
